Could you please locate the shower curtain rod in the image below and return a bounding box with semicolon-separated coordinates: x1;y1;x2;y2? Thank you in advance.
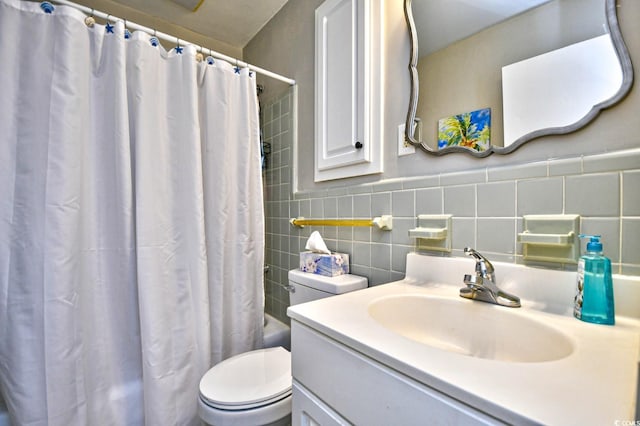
49;0;296;86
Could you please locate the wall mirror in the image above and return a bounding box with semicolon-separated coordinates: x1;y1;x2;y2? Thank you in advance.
404;0;633;157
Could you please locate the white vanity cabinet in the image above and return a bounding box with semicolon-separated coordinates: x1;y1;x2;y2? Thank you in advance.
290;322;505;426
314;0;383;182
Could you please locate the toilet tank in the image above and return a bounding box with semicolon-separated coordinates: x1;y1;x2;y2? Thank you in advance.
287;269;368;306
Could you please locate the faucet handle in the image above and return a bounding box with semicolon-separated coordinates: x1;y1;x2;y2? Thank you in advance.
464;247;494;275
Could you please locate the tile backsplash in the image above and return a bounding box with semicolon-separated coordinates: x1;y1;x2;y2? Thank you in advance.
261;90;640;323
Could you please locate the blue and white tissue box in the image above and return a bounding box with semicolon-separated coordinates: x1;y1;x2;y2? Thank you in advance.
299;251;349;277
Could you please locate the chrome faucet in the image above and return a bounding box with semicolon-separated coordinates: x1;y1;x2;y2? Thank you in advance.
459;247;521;308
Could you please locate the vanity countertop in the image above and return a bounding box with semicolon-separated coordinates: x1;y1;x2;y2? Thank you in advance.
288;255;640;425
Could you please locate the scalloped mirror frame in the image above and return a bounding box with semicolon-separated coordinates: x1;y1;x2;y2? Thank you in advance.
404;0;634;157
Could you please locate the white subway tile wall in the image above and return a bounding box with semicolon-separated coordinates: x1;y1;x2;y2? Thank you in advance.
262;90;640;323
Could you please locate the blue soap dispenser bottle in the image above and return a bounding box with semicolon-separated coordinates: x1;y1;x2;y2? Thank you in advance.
573;235;615;325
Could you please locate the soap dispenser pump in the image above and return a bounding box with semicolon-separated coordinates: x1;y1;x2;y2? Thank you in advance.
573;235;615;325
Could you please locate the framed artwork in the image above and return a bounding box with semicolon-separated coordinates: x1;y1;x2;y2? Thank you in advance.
438;108;491;152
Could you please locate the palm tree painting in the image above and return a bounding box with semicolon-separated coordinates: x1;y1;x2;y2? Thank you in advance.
438;108;491;152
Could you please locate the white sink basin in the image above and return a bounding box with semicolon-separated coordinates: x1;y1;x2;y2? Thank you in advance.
368;294;573;362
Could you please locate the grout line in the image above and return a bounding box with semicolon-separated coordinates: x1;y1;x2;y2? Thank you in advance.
562;175;566;214
618;172;624;274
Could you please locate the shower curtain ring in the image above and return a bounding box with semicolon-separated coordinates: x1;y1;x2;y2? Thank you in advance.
105;14;114;34
84;8;95;27
175;38;183;54
124;19;131;39
150;29;159;47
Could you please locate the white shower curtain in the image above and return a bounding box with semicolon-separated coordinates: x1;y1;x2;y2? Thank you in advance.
0;0;264;425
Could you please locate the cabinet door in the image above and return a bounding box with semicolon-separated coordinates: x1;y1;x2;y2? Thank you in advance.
292;381;350;426
314;0;382;182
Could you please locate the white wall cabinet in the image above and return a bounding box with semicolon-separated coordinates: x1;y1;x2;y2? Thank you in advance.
314;0;383;182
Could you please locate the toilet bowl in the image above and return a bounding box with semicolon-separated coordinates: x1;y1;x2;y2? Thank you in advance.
198;347;292;426
198;270;367;426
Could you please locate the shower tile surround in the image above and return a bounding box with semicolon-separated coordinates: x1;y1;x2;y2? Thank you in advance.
261;92;640;324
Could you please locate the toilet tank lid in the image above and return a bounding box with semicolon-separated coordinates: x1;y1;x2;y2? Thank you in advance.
288;269;368;294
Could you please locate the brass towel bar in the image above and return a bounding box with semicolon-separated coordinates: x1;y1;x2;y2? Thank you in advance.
289;216;393;231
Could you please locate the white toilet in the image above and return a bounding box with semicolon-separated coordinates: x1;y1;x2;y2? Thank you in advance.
198;269;368;426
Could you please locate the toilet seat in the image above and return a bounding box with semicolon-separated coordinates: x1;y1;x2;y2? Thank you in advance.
199;347;291;411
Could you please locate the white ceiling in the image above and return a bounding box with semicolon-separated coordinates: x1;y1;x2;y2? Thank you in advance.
111;0;291;48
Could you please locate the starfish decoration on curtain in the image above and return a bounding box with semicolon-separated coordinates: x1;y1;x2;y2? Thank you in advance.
40;2;55;13
175;45;184;54
105;22;114;34
234;66;241;74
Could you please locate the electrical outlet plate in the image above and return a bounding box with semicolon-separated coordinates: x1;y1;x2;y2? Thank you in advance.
397;123;415;156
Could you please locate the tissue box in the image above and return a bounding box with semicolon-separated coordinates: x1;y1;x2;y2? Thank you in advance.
299;251;349;277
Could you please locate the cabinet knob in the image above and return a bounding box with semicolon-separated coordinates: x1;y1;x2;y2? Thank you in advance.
355;141;363;149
